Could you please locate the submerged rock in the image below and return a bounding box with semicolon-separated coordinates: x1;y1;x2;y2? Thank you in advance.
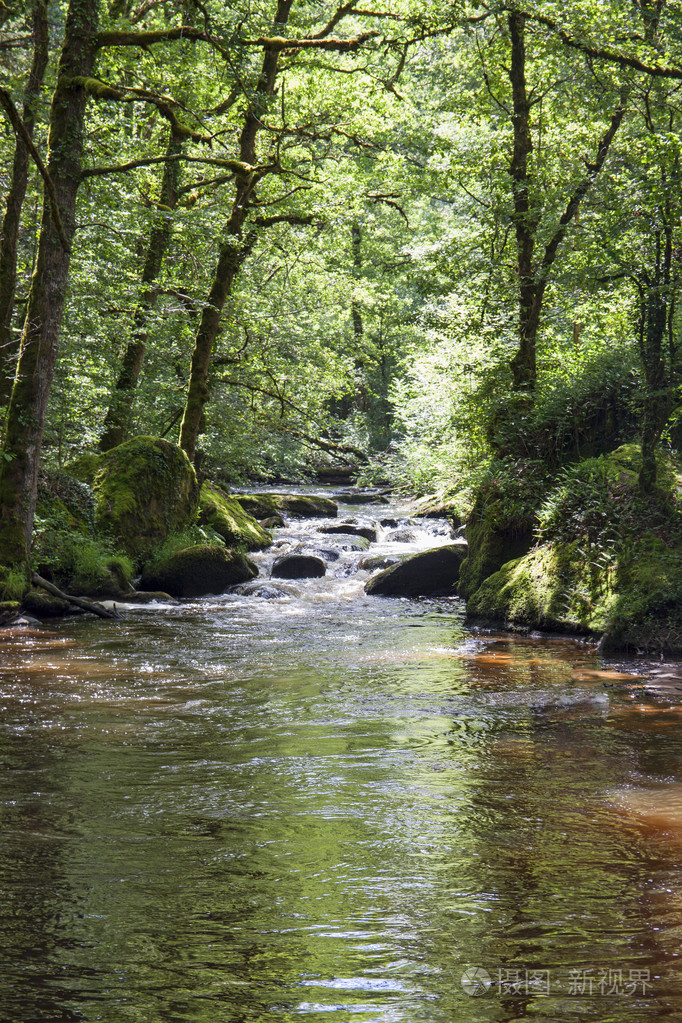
140;545;257;597
365;544;467;597
334;490;390;505
234;580;290;599
385;528;418;543
313;532;370;552
93;437;199;561
125;590;177;604
271;554;326;579
260;514;286;529
198;482;271;551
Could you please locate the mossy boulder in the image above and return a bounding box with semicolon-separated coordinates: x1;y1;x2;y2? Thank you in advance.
232;493;280;520
466;543;614;636
0;600;22;625
65;451;101;486
412;494;465;525
140;545;257;597
235;492;338;519
365;543;468;597
93;437;199;561
457;460;547;599
465;444;682;653
22;590;72;617
198;483;271;551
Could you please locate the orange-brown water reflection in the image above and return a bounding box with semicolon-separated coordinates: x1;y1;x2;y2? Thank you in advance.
3;611;682;1021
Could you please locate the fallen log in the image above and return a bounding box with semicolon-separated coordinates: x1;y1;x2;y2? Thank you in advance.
31;573;122;620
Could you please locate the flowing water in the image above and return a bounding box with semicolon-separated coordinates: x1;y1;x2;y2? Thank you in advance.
2;491;682;1022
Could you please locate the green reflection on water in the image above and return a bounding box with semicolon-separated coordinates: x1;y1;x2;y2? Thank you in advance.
0;605;681;1022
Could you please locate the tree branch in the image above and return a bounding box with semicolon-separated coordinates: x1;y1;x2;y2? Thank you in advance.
0;87;70;253
239;31;378;52
518;7;682;81
81;152;259;179
540;89;629;278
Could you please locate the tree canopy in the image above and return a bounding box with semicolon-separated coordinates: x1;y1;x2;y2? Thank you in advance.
2;0;682;584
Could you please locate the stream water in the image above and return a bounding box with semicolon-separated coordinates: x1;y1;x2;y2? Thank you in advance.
2;491;682;1022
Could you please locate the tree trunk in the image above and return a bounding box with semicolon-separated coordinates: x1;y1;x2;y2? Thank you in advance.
639;232;673;492
0;0;49;414
506;12;627;395
507;10;539;392
179;0;293;463
0;0;99;575
350;222;367;411
99;129;182;451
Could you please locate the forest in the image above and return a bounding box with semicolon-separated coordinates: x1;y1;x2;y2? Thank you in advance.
2;0;682;650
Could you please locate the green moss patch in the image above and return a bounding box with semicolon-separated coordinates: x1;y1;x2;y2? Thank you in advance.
457;459;547;599
465;444;682;653
199;483;271;551
93;437;199;561
140;544;257;597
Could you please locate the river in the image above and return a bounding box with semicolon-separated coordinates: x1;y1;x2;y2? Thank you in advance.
1;491;682;1022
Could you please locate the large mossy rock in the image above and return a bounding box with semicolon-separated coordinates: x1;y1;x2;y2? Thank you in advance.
93;437;199;560
198;483;271;551
232;493;280;520
465;444;682;653
365;544;467;597
234;493;338;519
412;494;465;525
457;460;545;599
140;545;257;597
466;544;611;636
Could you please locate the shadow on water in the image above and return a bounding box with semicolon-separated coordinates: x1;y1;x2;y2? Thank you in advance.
2;497;682;1021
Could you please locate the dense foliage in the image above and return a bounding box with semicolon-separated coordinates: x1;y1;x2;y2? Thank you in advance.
2;0;682;584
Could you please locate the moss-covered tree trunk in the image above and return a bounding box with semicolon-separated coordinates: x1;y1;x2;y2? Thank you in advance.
0;0;99;576
0;0;49;414
99;129;183;451
179;0;293;463
639;229;673;492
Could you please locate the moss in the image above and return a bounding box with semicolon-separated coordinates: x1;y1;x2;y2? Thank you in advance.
0;600;22;625
23;590;71;617
231;493;280;519
457;460;546;599
93;437;199;561
467;542;616;636
465;443;682;653
234;492;338;519
0;566;29;601
198;483;271;551
65;451;101;486
139;544;257;597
